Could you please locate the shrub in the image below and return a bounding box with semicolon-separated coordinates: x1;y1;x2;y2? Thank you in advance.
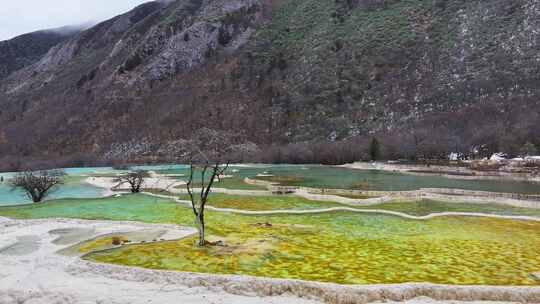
112;237;122;246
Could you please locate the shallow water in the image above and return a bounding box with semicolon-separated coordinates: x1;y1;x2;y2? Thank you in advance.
258;166;540;194
0;165;185;206
2;164;539;204
86;211;540;286
60;229;168;256
0;176;106;206
158;165;540;194
0;235;40;256
2;194;538;285
3;194;540;220
49;227;97;245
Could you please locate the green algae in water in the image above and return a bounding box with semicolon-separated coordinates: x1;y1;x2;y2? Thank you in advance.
250;166;540;194
5;192;540;218
2;194;539;285
60;229;167;256
2;194;540;221
355;199;540;217
0;194;194;224
153;165;540;194
178;193;348;211
183;194;540;216
85;211;540;286
207;177;268;191
0;175;105;206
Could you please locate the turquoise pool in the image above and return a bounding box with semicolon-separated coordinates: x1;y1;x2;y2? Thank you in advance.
0;170;108;206
156;165;540;194
2;164;540;206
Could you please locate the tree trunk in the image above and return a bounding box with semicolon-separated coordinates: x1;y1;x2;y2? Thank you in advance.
31;189;41;203
196;214;205;247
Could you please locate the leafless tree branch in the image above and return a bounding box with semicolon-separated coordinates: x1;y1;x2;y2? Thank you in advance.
10;170;65;203
114;170;149;193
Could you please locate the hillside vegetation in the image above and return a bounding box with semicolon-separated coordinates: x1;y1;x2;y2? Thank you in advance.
0;0;539;168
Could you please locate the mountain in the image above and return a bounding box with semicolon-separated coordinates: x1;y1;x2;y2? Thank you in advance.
0;26;83;79
0;0;539;168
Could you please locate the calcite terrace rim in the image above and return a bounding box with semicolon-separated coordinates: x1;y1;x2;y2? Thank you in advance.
76;259;540;304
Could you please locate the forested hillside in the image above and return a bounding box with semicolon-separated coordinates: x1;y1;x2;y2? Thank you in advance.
0;0;539;169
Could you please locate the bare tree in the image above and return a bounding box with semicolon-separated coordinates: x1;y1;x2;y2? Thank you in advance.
10;170;65;203
369;137;381;161
114;170;149;193
186;152;229;247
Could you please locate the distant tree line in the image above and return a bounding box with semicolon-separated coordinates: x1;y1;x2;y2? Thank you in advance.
1;119;539;171
1;134;539;172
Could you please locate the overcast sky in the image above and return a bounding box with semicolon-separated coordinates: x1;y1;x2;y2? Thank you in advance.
0;0;152;40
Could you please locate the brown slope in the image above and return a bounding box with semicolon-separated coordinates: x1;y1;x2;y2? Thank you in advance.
1;0;540;167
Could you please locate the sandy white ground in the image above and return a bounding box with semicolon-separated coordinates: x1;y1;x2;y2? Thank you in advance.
0;217;320;304
85;176;274;197
85;174;186;196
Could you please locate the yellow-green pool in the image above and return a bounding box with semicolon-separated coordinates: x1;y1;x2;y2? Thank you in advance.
83;204;540;285
2;194;539;286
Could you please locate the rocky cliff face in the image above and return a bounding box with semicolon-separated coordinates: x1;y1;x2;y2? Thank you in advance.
0;26;81;79
0;0;539;165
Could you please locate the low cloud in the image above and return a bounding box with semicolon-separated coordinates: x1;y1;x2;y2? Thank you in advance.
0;0;154;40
